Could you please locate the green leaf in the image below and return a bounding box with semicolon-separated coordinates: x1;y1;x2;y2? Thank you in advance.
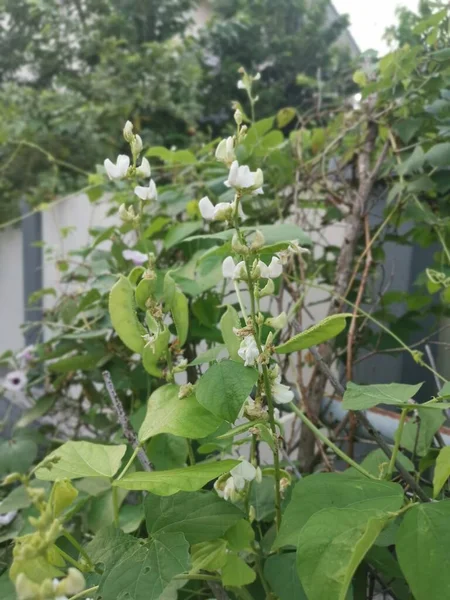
249;476;276;522
147;434;188;471
402;408;445;457
119;503;144;534
164;221;202;249
366;546;410;600
220;306;242;361
196;360;258;422
397;145;425;175
35;441;126;481
96;532;190;600
425;143;450;168
224;519;254;551
86;525;137;568
342;381;423;410
142;327;170;377
16;395;56;428
433;446;450;497
114;460;239;495
0;438;38;475
190;539;228;572
274;473;404;549
144;491;243;544
186;224;311;247
164;273;189;345
222;553;256;586
264;553;307;600
0;573;16;600
275;314;352;354
397;502;450;600
297;508;390;600
138;384;223;443
47;352;104;373
276;107;297;128
357;449;414;478
189;344;226;366
109;275;146;354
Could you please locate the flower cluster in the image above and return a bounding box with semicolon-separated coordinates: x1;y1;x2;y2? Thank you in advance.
214;458;261;502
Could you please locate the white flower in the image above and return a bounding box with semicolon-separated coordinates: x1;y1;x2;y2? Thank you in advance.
271;365;294;405
259;256;282;279
237;80;246;90
238;335;260;366
230;459;257;490
134;179;157;201
118;203;137;223
104;154;130;180
3;371;26;392
199;196;233;221
277;240;311;264
123;120;134;142
122;249;148;266
222;257;246;280
225;160;264;195
215;137;236;165
266;312;287;330
0;511;16;526
136;157;151;178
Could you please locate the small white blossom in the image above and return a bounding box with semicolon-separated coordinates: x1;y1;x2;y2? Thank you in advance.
0;511;16;526
225;160;264;195
222;257;246;280
136;157;151;178
123;120;134;142
118;204;137;223
134;179;157;201
259;256;282;279
238;335;260;366
277;240;310;264
215;137;236;165
271;365;294;405
266;312;287;330
122;249;148;266
230;459;257;490
3;371;26;392
104;154;130;180
199;196;233;222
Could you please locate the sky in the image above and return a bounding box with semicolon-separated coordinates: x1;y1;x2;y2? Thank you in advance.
332;0;421;53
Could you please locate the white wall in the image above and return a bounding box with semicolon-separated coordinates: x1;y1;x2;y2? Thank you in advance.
0;225;24;354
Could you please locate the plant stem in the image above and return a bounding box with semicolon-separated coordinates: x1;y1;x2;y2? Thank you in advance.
387;407;408;479
69;586;99;600
116;446;140;480
289;402;376;480
174;574;221;581
55;546;88;572
62;529;93;568
187;440;196;465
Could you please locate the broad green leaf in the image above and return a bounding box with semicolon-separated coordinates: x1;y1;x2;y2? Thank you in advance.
425;143;450;168
222;553;256;586
47;352;104;373
164;273;189;345
196;360;258;422
114;459;239;495
189;344;226;366
297;508;390;600
0;480;49;513
342;381;423;410
142;326;170;377
143;216;171;239
366;547;411;600
357;449;414;478
85;525;137;568
277;107;297;128
191;539;228;572
397;145;425;175
164;221;202;249
397;502;450;600
35;441;126;481
220;305;242;361
147;434;188;471
264;553;307;600
275;314;352;354
96;532;190;600
138;384;223;443
87;488;127;533
119;503;144;534
145;491;243;544
402;408;445;456
109;275;146;353
224;519;254;551
0;573;15;600
274;473;404;549
0;438;37;475
433;446;450;497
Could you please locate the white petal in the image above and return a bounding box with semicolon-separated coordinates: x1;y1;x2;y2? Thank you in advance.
199;196;215;220
237;80;246;89
122;250;148;265
268;256;283;278
213;201;232;221
3;370;26;392
258;260;270;279
231;459;256;483
136;157;151;178
236;165;254;188
116;154;130;177
222;256;236;278
104;158;119;180
225;160;239;188
272;382;294;404
215;139;227;162
134;186;149;200
0;511;16;526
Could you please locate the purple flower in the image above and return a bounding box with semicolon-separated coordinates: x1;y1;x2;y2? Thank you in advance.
122;249;148;266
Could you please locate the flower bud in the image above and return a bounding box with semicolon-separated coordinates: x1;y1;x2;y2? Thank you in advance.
123;120;134;142
232;232;249;255
250;229;265;250
234;109;243;125
63;568;86;595
178;382;195;399
15;574;40;600
50;479;78;517
131;134;143;158
265;312;287;330
118;203;136;223
2;472;21;485
258;278;275;298
249;505;256;523
255;466;262;483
